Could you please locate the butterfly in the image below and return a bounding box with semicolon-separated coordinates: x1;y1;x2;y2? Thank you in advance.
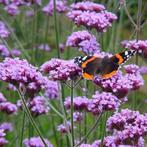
74;50;136;80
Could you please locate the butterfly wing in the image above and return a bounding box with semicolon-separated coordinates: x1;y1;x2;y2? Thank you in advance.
100;50;136;79
81;56;102;80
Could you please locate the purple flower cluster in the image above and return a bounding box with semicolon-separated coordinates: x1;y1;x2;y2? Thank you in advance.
38;44;51;52
70;1;105;12
0;58;50;96
0;44;21;57
42;0;68;16
121;40;147;58
64;96;89;111
0;122;13;132
0;44;10;57
57;121;73;134
66;30;100;55
88;91;120;115
73;112;83;122
29;96;50;117
0;21;10;38
139;66;147;75
0;0;41;16
44;80;59;99
64;91;120;115
41;58;81;81
106;109;147;146
0;129;8;146
0;93;17;114
94;64;144;99
121;40;147;51
67;1;117;32
23;136;53;147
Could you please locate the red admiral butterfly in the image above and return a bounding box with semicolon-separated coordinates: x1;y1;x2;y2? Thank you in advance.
74;50;136;80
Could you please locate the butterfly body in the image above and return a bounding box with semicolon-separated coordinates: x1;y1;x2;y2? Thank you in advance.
74;50;136;80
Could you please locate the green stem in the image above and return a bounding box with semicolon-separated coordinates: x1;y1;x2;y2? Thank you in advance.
20;111;25;147
75;113;103;147
84;80;89;143
53;0;60;58
70;80;74;146
133;0;142;110
50;113;58;147
100;112;108;147
17;89;47;147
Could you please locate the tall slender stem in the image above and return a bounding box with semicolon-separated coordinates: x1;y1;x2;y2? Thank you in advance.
20;111;25;147
84;80;88;143
53;0;60;58
17;89;47;147
75;113;103;147
70;80;74;146
133;0;142;110
100;112;108;147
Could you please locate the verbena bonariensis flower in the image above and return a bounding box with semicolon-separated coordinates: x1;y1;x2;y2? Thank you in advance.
0;58;50;96
88;91;120;115
41;58;81;81
0;21;10;38
7;83;17;91
0;44;10;57
107;109;147;132
66;30;100;55
70;1;105;12
44;80;59;99
23;136;53;147
64;96;89;111
42;0;68;16
73;112;83;122
10;49;21;57
94;66;144;99
0;93;7;102
57;121;72;134
121;40;147;51
29;96;50;117
67;10;117;32
106;109;147;146
0;101;18;114
139;66;147;75
4;3;20;15
0;129;8;146
38;44;51;52
121;40;147;58
0;122;13;132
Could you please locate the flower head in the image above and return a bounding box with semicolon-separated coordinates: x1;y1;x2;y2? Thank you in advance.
41;58;81;81
23;136;53;147
66;30;100;55
57;121;71;134
88;91;120;115
4;3;20;15
42;0;68;16
29;96;50;116
0;58;49;96
0;101;18;114
0;44;10;57
0;21;10;38
64;96;89;111
67;10;117;32
0;122;13;132
38;44;51;52
70;1;105;12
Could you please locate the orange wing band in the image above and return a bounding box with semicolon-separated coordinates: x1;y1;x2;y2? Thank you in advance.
102;70;117;79
81;56;97;68
82;73;94;80
115;54;124;64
